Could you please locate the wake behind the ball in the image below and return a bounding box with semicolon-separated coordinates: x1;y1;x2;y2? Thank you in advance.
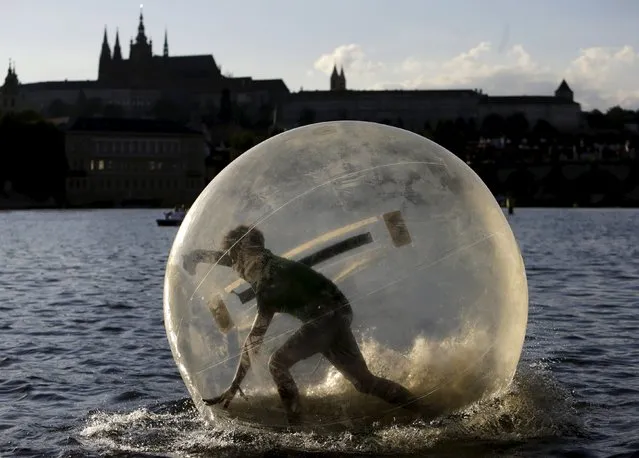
206;389;440;433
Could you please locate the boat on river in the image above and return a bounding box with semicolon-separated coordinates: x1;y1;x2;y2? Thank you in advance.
156;207;187;227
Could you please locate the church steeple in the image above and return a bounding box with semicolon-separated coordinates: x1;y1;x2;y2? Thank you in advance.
339;66;346;90
3;59;19;90
163;29;169;57
2;60;20;111
330;63;339;91
98;27;112;80
113;28;122;61
330;63;346;91
100;27;111;58
136;6;148;44
130;6;152;62
555;79;574;102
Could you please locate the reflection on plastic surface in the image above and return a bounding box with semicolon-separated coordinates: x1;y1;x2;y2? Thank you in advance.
163;121;528;430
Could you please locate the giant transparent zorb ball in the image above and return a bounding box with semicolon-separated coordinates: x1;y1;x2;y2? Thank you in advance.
164;121;528;430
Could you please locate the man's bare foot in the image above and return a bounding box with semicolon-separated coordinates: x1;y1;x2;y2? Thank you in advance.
285;399;302;427
416;404;440;423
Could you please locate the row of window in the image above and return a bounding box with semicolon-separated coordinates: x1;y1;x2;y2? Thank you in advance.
94;139;182;155
67;177;203;191
66;139;183;155
110;99;153;107
86;159;183;172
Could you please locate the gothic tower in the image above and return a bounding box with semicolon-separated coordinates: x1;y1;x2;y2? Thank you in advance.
113;28;123;61
98;27;112;80
555;79;574;102
163;29;169;58
1;61;20;112
330;64;339;91
129;7;153;62
339;66;346;90
330;64;347;91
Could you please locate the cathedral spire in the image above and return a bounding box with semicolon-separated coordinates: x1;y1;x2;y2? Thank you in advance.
136;4;147;44
100;26;111;57
113;28;122;60
4;58;19;91
130;5;152;61
330;62;340;91
99;26;112;80
163;29;169;57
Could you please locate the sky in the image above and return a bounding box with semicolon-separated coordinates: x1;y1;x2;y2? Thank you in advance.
1;0;638;111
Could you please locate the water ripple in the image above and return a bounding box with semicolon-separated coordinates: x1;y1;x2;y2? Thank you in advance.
0;209;638;457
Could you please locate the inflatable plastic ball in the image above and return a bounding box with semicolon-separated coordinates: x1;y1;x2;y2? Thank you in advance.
163;121;528;431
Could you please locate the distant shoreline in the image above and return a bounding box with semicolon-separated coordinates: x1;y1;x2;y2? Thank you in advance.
2;203;638;211
3;157;638;211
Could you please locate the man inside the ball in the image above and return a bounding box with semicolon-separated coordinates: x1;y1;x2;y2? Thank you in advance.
183;225;427;425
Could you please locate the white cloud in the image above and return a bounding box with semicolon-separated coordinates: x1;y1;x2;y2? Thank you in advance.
565;46;639;109
311;43;639;110
313;44;385;77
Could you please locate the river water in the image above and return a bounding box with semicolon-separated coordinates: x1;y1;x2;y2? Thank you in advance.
0;209;637;457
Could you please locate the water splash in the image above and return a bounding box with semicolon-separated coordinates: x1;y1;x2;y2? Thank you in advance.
77;360;580;457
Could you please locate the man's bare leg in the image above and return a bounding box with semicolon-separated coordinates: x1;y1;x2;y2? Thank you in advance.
268;322;336;425
268;354;302;425
324;325;430;416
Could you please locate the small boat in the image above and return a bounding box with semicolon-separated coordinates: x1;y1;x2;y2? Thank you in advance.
157;207;186;227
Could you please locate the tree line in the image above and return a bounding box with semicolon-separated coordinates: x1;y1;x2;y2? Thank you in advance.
296;105;639;152
0;111;67;205
0;99;637;206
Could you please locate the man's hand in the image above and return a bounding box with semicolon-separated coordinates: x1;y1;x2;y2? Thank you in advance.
202;384;247;409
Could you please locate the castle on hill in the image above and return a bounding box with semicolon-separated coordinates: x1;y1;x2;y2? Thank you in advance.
281;64;581;131
0;9;289;121
0;9;582;132
97;10;221;90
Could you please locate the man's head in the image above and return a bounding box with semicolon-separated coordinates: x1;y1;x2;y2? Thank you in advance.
221;225;265;262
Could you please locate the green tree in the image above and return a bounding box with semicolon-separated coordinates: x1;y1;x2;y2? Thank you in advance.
480;113;505;138
297;107;316;126
605;106;631;130
229;130;258;152
585;109;607;129
420;121;434;139
337;108;349;120
218;89;233;124
504;112;529;139
0;115;67;204
434;120;465;156
254;103;275;129
11;110;43;123
235;104;253;129
47;99;73;117
532;119;556;139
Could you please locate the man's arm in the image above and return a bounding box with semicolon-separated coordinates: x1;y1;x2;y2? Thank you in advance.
203;307;274;407
183;249;232;274
230;308;274;389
